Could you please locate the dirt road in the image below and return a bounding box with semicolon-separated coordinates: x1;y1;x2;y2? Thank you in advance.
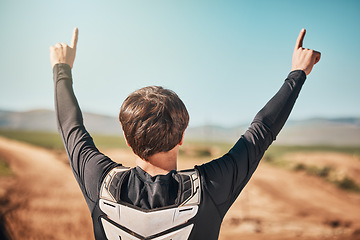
0;137;94;239
1;136;360;240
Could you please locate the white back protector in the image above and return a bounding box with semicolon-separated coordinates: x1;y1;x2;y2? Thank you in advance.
99;167;201;240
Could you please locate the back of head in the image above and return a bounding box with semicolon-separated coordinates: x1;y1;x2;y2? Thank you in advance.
119;86;189;160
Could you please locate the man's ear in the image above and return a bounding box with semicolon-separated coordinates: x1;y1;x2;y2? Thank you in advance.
123;132;131;147
179;131;185;146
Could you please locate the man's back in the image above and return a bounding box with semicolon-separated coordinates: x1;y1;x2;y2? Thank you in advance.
50;28;320;239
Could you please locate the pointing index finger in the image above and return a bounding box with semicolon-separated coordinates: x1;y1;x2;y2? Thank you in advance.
71;27;79;49
295;28;306;50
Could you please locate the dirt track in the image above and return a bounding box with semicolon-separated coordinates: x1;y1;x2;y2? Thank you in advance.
1;136;360;240
0;137;93;239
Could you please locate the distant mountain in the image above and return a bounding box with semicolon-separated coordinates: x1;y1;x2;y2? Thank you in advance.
0;109;122;136
1;109;359;146
0;109;57;132
275;117;360;146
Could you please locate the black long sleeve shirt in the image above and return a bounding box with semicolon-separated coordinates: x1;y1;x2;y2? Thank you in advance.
53;63;306;239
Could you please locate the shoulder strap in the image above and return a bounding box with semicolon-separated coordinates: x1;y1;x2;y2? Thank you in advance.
100;166;129;202
176;169;201;206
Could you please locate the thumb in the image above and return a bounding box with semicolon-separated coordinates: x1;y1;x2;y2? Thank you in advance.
314;51;321;65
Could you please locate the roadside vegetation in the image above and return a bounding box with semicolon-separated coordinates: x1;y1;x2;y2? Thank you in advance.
0;156;12;177
292;163;360;193
0;129;127;150
1;129;358;157
265;145;360;160
1;129;359;193
264;145;360;193
0;129;64;149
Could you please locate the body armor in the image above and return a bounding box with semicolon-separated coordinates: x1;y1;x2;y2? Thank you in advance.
99;167;201;240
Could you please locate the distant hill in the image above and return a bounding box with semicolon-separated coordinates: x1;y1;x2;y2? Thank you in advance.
275;118;360;146
185;118;360;146
1;109;359;146
0;109;122;136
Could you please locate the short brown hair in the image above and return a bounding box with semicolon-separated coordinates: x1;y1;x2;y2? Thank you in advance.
119;86;189;160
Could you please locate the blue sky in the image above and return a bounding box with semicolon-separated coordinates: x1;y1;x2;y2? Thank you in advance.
0;0;359;127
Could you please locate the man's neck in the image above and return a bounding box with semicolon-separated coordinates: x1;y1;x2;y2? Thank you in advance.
135;146;179;176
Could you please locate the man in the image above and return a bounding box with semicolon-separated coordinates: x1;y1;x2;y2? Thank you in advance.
50;28;320;240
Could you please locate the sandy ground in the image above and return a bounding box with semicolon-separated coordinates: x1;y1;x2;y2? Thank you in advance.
0;136;360;240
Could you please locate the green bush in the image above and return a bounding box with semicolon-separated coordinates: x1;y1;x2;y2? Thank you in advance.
305;166;333;178
293;163;306;171
0;157;12;177
336;177;360;193
292;163;360;193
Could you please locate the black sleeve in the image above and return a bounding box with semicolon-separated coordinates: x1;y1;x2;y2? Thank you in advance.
53;63;119;210
196;70;306;217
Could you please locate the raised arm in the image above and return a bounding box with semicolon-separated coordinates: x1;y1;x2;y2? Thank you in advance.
196;29;321;216
50;28;119;210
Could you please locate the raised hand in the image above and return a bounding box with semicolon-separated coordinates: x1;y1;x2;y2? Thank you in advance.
50;28;79;69
291;29;321;75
